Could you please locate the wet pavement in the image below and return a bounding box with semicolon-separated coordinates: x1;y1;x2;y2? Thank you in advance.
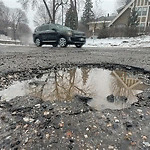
0;45;150;149
0;68;149;111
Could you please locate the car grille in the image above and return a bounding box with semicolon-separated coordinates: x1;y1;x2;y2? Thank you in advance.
71;36;86;43
73;33;85;37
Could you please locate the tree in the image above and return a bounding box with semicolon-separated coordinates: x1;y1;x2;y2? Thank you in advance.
17;23;32;44
81;0;95;28
19;0;68;24
34;5;49;26
9;8;28;40
127;7;139;37
65;0;78;30
93;0;103;19
0;1;10;33
128;7;139;27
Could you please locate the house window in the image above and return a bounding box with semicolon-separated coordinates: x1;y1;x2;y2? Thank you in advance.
138;23;145;32
142;7;148;15
135;0;138;6
145;0;148;5
138;0;140;6
141;0;144;6
137;7;142;16
141;17;146;22
137;17;141;23
140;23;145;27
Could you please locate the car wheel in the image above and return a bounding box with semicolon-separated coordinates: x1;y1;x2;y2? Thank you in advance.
52;43;58;47
35;38;42;47
59;37;67;47
75;44;83;48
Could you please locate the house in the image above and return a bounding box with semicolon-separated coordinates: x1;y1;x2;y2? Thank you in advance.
88;0;150;36
87;15;116;35
109;0;150;32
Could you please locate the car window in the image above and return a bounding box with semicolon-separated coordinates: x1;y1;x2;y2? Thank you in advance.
49;24;56;30
55;24;71;31
40;25;49;31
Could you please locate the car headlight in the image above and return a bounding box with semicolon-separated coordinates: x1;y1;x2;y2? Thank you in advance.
67;31;72;36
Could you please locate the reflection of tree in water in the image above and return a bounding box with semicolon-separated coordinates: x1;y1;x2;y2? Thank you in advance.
81;68;91;85
111;71;147;104
28;68;91;101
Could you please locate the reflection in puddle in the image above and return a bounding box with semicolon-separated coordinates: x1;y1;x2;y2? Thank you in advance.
0;68;149;110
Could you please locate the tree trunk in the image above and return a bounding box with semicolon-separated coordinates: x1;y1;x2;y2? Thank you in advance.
52;0;55;23
43;0;53;23
70;0;78;29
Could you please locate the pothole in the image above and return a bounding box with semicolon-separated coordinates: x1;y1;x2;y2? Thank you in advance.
0;67;150;110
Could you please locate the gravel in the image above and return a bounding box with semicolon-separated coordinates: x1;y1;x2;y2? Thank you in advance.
0;45;150;149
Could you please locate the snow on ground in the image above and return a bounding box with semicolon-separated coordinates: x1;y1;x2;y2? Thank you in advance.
84;35;150;48
0;34;12;41
0;34;21;46
1;34;150;48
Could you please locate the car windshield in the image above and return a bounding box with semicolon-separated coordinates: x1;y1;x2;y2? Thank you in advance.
55;24;72;31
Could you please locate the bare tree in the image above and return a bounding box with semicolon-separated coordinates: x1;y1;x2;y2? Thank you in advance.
9;8;28;40
33;5;49;26
93;0;103;19
19;0;68;24
33;1;64;26
17;23;32;44
0;1;10;33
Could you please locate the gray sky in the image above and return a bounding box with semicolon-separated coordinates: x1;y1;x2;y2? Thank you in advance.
3;0;116;30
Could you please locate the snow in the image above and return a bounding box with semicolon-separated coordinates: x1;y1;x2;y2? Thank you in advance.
84;35;150;48
0;34;21;45
0;34;12;41
1;34;150;48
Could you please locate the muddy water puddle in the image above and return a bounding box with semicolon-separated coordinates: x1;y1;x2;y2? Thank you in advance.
0;68;149;110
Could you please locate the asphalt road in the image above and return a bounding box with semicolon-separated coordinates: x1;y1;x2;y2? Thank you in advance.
0;45;150;150
0;45;150;75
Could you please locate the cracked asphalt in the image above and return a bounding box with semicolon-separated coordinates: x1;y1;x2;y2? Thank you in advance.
0;45;150;150
0;45;150;75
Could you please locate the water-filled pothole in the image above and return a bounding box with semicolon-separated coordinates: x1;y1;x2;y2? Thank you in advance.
0;68;149;110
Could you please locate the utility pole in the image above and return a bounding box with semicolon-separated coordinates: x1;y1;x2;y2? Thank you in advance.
61;0;64;25
61;0;68;26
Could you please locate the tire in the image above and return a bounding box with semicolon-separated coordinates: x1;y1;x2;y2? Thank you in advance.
58;37;67;47
75;44;83;48
35;38;42;47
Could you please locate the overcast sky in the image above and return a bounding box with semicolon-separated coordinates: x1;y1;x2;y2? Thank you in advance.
3;0;117;30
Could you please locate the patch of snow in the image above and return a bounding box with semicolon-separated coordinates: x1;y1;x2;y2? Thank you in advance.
0;34;21;44
1;34;150;48
0;34;12;41
84;35;150;48
0;43;23;47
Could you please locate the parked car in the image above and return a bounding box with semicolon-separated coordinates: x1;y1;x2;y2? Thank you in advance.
33;23;86;48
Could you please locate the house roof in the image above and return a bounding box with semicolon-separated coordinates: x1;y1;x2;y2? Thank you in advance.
108;0;135;27
96;15;116;21
87;15;116;25
87;21;111;25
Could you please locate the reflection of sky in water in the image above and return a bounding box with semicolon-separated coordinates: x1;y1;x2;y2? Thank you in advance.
0;68;149;110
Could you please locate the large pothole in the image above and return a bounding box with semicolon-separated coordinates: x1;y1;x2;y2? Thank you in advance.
0;67;150;110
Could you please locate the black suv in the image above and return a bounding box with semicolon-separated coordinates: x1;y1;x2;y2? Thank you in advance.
33;23;86;48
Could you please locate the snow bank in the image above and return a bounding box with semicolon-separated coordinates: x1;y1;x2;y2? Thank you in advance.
0;34;21;45
84;35;150;48
0;34;12;41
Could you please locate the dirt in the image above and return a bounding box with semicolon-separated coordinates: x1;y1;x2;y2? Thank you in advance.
0;45;150;150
